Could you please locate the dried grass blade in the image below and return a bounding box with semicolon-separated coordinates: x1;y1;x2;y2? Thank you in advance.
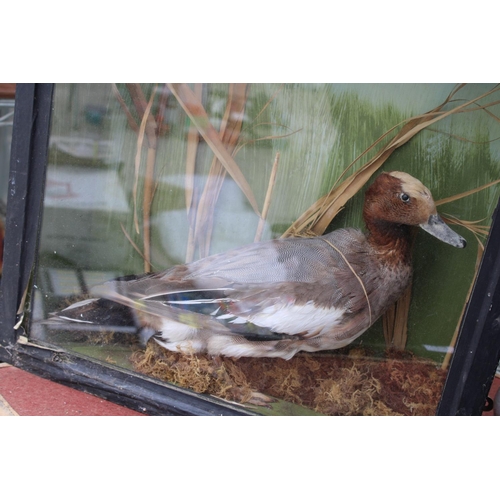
309;148;394;235
185;83;204;263
185;83;204;213
388;86;500;150
479;104;500;124
383;284;412;350
155;83;170;135
435;178;500;206
167;83;260;215
126;84;158;148
194;83;237;257
391;284;412;349
111;84;139;133
252;84;284;122
425;127;500;145
441;215;490;237
382;304;396;346
196;162;226;258
233;128;301;157
142;146;157;273
185;202;198;263
255;152;280;242
194;84;250;257
133;88;156;234
138;84;160;272
447;83;469;102
120;222;153;270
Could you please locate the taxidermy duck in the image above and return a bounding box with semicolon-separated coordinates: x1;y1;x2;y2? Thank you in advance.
50;171;466;360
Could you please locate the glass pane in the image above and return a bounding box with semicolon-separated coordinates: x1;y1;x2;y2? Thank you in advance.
0;96;15;277
29;83;500;415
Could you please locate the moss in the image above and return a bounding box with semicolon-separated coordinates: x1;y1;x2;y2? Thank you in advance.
131;343;446;416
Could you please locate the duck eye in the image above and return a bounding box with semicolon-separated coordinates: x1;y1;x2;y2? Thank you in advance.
400;193;410;203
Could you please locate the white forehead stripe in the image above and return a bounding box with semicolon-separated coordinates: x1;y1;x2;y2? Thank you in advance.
389;171;432;199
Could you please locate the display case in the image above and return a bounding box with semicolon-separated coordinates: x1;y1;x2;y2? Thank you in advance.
1;83;499;415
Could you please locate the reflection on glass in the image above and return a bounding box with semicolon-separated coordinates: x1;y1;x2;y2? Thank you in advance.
30;83;500;415
0;97;15;278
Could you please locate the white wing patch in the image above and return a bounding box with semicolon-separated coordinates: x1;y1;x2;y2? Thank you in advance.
247;301;346;336
153;299;346;346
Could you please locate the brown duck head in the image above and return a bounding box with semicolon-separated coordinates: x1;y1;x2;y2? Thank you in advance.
363;171;466;254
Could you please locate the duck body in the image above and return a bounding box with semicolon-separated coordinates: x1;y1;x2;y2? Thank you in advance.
51;171;466;359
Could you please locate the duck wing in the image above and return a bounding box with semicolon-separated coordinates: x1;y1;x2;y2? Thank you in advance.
91;228;371;340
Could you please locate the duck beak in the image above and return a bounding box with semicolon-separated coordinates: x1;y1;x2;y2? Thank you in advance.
419;214;467;248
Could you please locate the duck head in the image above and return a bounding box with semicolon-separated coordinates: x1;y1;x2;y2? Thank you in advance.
363;171;466;249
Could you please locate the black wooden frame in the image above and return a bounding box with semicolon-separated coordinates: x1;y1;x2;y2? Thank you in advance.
1;83;499;416
437;198;500;415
